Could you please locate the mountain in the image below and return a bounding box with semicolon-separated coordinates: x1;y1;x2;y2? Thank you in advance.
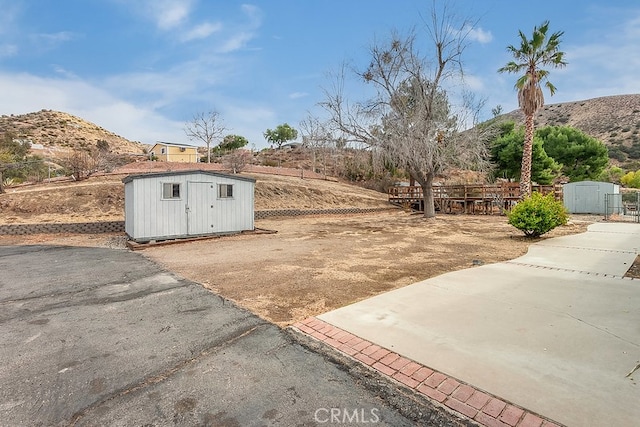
0;109;145;157
499;94;640;163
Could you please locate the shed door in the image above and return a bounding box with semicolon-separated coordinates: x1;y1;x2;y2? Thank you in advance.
574;184;599;213
187;182;216;235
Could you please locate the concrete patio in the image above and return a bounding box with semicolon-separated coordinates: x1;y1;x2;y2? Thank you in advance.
312;222;640;426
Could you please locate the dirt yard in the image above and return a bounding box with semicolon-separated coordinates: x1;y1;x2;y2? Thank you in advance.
139;211;592;326
0;170;613;326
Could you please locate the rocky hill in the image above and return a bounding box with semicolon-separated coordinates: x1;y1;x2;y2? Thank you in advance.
0;110;145;157
501;94;640;163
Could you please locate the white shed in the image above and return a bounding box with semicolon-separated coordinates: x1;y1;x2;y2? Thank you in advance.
562;180;620;214
123;170;255;242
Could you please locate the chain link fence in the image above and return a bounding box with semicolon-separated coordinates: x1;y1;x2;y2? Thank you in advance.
605;192;640;222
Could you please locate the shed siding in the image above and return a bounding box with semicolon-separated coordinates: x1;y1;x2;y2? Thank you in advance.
563;181;619;214
124;180;135;237
214;176;254;232
124;171;254;242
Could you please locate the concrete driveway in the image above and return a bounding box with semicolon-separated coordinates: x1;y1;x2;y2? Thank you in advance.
318;223;640;427
0;245;448;426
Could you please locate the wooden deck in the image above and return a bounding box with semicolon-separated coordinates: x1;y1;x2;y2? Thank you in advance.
388;183;562;214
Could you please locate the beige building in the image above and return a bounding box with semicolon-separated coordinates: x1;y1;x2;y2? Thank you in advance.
150;142;199;163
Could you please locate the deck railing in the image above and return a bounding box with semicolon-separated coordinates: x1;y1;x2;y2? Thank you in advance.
388;183;562;214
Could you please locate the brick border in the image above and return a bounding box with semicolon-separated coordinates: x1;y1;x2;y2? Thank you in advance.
254;207;396;219
291;317;564;427
0;221;125;235
0;208;397;236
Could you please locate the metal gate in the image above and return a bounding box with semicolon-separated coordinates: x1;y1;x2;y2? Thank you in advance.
605;192;640;222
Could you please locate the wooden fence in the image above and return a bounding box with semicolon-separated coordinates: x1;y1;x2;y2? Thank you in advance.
388;183;562;214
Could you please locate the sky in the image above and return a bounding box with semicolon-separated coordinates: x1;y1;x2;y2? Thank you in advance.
0;0;638;150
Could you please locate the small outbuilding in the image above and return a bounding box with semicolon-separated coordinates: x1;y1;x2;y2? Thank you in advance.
562;180;620;214
149;141;199;163
123;170;255;242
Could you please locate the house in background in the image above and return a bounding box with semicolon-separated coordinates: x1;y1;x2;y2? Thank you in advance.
150;141;199;163
123;170;255;242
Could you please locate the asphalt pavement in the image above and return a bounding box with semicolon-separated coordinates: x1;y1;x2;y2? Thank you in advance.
0;245;459;427
319;222;640;427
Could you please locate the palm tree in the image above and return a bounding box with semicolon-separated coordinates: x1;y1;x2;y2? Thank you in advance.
498;21;566;197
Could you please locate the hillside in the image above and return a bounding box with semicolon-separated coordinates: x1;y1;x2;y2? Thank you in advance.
0;110;145;157
501;94;640;163
3;95;640;186
0;171;390;225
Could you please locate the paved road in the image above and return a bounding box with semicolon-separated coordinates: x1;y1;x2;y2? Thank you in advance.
320;222;640;427
0;245;450;427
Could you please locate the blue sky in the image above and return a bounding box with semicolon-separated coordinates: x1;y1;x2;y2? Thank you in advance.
0;1;638;149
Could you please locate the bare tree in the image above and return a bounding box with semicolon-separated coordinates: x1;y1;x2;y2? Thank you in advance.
320;4;490;217
223;150;252;174
299;114;333;175
185;111;226;163
64;150;98;181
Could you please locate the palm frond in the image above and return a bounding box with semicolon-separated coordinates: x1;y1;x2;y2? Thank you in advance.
545;81;557;96
500;20;566;112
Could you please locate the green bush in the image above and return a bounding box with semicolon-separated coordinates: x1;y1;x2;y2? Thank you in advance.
621;170;640;188
508;192;568;238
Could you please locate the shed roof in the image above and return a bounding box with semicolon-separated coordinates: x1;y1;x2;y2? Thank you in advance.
122;170;256;184
151;141;199;149
562;180;617;187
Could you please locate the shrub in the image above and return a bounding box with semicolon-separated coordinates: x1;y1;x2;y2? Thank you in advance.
621;170;640;188
508;192;568;238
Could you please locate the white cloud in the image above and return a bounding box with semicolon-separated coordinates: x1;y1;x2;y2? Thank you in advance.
0;65;279;149
241;4;262;25
217;4;263;53
115;0;193;31
461;74;484;92
33;31;75;44
289;92;308;100
101;52;236;109
479;6;640;118
31;31;76;51
151;0;193;30
468;26;492;44
552;9;640;102
52;65;79;79
181;21;222;42
0;72;185;144
218;32;255;53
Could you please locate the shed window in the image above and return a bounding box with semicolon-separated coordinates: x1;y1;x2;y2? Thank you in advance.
218;184;233;198
162;183;181;199
161;147;166;154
